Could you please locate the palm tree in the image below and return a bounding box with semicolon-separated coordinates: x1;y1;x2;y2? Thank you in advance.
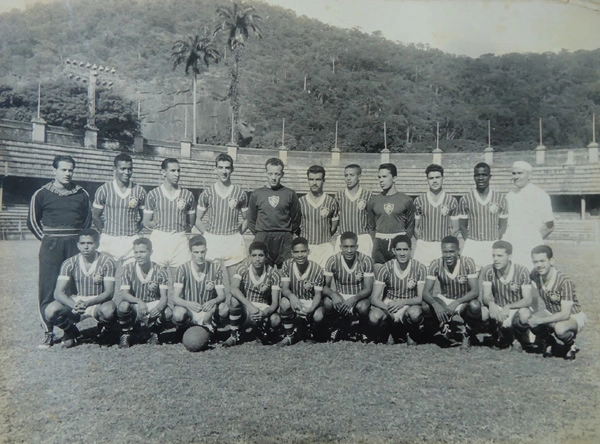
171;32;219;144
214;2;262;143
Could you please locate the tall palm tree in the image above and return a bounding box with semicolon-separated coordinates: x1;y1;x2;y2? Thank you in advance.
214;2;262;142
171;32;219;144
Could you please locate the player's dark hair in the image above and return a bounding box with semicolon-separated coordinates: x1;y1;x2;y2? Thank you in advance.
492;240;512;255
291;237;309;249
441;235;460;248
340;231;358;243
78;228;100;244
265;157;284;171
531;244;553;259
161;158;179;170
425;164;444;177
215;153;234;171
344;164;362;175
392;234;412;249
307;165;326;178
474;162;491;174
113;153;132;167
379;163;397;177
53;155;76;169
133;237;153;250
248;241;268;255
188;234;207;249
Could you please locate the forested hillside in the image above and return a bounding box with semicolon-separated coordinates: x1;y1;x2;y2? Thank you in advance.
0;0;599;152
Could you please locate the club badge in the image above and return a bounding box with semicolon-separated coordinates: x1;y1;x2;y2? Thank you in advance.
320;207;330;217
93;273;104;284
548;291;561;303
148;281;158;293
457;275;468;285
228;197;238;209
205;280;215;291
440;205;449;216
357;199;366;211
384;203;394;215
489;203;499;214
259;283;270;293
355;271;364;281
268;196;279;208
129;197;139;209
177;198;187;211
303;280;314;291
407;278;417;289
510;282;520;293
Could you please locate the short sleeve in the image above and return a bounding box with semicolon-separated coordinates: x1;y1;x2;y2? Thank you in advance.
270;268;282;289
102;257;117;281
465;257;478;278
198;190;209;211
93;185;107;209
362;255;375;277
458;195;469;219
174;265;186;288
417;263;428;282
145;189;157;214
376;264;390;285
280;260;291;281
158;267;169;288
58;258;74;280
427;260;439;280
324;255;336;276
120;263;133;290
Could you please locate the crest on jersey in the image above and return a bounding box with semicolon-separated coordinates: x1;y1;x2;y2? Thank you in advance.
510;282;520;293
320;207;330;218
357;199;366;211
129;197;139;209
548;291;561;303
148;281;158;292
457;275;468;285
259;283;269;293
303;280;314;291
177;198;187;211
268;196;279;208
384;203;394;215
228;197;238;209
355;271;364;282
489;203;499;214
93;272;104;284
407;278;417;289
205;280;215;291
440;205;449;216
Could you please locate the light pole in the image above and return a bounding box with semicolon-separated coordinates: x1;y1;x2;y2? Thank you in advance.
64;59;116;148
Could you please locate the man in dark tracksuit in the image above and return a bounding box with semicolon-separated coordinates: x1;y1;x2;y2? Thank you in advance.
28;155;91;348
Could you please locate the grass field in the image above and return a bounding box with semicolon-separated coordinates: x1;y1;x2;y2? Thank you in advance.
1;240;599;444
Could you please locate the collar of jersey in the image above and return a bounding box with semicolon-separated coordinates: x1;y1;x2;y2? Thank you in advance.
473;189;492;205
341;252;362;274
541;267;557;292
135;263;155;283
160;184;181;201
112;180;132;199
344;186;363;202
249;265;268;286
191;262;207;282
443;258;461;279
293;261;312;281
426;190;446;208
394;259;412;279
44;182;82;196
213;183;234;200
78;253;100;276
496;262;515;285
305;193;327;209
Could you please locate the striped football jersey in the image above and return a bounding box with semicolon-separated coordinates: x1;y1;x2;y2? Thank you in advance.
299;194;339;245
458;189;508;241
376;259;427;300
530;269;582;315
58;252;116;297
233;263;281;305
427;256;478;300
414;191;458;242
174;260;224;304
93;180;146;237
120;261;169;303
280;259;324;301
481;262;531;307
197;184;248;235
144;185;195;233
324;251;374;295
335;187;373;235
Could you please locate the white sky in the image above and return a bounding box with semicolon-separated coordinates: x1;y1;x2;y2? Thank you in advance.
1;0;599;57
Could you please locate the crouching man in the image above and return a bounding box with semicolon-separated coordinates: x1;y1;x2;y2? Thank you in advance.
522;245;587;360
46;229;117;348
117;237;172;348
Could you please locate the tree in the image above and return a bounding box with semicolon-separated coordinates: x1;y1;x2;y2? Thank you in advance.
171;32;220;144
214;1;262;141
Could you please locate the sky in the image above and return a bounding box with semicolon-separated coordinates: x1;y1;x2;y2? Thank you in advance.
0;0;599;57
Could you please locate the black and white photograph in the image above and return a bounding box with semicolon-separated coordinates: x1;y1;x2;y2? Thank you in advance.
1;0;599;442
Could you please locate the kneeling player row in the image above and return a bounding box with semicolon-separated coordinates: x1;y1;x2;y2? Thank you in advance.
45;230;585;360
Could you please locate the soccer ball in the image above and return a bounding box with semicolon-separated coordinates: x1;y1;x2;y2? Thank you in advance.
182;326;211;352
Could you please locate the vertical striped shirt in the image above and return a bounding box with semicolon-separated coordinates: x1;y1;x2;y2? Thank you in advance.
530;269;582;315
233;263;281;305
481;263;531;307
376;259;427;300
335;187;373;235
58;253;116;297
427;256;478;299
93;180;146;236
324;251;375;295
299;194;339;245
281;259;324;301
120;261;169;303
174;260;224;304
197;184;248;235
414;191;458;241
144;185;195;233
458;189;508;241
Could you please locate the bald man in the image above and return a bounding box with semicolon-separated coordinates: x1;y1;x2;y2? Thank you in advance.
502;161;554;269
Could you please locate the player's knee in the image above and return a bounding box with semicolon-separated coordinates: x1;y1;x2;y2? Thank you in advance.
369;308;385;326
323;297;334;313
355;299;371;317
229;298;241;309
217;302;229;318
516;308;531;324
279;297;292;314
45;301;66;323
553;321;576;340
313;307;325;324
172;306;190;326
466;299;482;317
162;306;173;323
421;302;432;317
117;301;132;316
97;301;117;323
405;305;423;325
269;313;281;329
